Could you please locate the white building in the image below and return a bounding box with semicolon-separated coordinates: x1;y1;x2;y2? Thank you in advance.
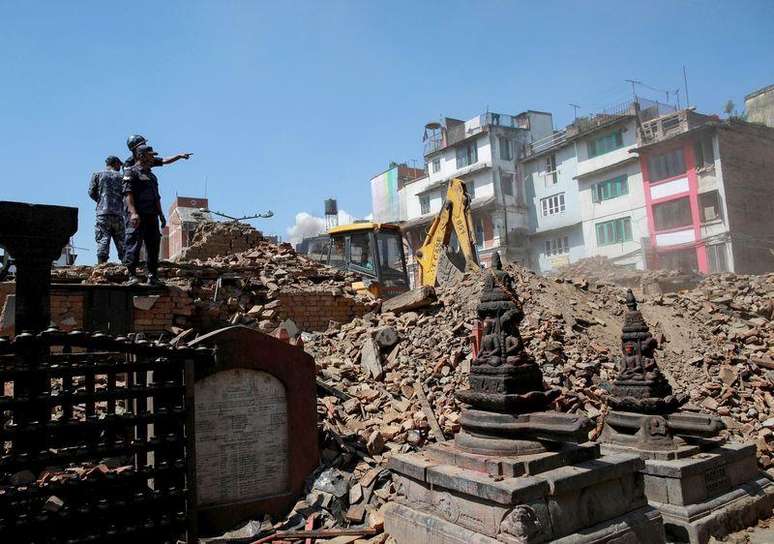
397;111;553;282
521;100;675;273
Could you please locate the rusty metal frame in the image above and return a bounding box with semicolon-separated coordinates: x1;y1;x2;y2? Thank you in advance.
0;327;211;543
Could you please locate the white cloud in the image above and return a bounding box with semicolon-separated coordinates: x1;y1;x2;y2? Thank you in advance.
286;209;358;245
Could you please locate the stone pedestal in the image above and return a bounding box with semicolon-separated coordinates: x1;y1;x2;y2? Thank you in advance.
599;290;774;543
386;256;665;544
602;439;774;543
386;441;665;543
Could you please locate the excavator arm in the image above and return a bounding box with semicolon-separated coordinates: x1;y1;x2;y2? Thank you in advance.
415;178;480;286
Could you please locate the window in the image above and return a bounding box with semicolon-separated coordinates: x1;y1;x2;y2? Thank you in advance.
467;181;476;199
592;175;629;202
541;193;565;216
432;158;441;173
545;154;558;184
499;136;512;161
660;248;699;273
419;194;430;215
328;237;346;267
544;236;569;256
376;232;408;284
349;233;374;271
500;173;514;196
699;191;722;223
595;217;633;245
653;197;692;231
455;142;478;169
694;134;715;170
648;149;685;181
587;130;624;158
707;243;728;273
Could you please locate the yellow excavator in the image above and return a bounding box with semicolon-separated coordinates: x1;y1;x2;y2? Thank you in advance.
415;178;480;286
311;178;479;298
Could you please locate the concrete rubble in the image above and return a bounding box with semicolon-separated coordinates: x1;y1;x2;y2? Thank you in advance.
5;221;774;542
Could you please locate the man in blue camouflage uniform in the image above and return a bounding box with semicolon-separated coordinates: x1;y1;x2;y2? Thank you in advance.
89;155;126;264
123;145;192;286
124;134;192;169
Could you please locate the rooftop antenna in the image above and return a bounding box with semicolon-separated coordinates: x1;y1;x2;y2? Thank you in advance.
674;89;681;109
569;104;581;121
204;176;208;199
682;65;690;108
625;79;642;102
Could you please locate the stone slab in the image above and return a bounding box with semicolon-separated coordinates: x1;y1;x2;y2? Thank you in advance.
385;501;665;544
541;453;643;494
188;326;319;535
195;368;289;506
653;476;774;544
426;441;600;479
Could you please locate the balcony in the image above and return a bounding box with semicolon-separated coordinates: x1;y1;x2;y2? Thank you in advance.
639;109;718;145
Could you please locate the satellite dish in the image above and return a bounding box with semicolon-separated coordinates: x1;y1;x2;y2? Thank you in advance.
425;121;441;130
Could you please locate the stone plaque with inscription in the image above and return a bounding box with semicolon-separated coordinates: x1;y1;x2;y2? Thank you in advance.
196;369;289;506
189;326;319;535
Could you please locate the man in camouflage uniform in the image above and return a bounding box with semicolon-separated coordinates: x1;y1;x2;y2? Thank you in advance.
124;134;193;169
89;155;126;264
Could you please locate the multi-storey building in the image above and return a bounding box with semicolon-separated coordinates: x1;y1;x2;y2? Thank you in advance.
161;196;212;260
745;84;774;128
369;162;426;224
634;109;774;273
396;111;553;279
522;100;673;272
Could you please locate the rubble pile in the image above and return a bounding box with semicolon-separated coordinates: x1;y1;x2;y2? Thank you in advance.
646;272;774;466
304;265;774;520
556;255;701;294
175;221;264;262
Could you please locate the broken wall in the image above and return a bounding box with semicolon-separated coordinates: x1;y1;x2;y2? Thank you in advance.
176;222;263;262
718;122;774;274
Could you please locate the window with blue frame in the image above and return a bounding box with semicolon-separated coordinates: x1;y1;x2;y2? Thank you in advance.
592;175;629;202
587;130;624;158
595;217;632;245
455;142;478;169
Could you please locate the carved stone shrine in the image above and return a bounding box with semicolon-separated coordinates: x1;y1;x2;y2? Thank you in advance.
385;254;666;544
188;325;319;535
599;289;774;543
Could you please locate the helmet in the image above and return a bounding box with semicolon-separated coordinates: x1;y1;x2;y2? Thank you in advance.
127;134;147;151
105;155;122;167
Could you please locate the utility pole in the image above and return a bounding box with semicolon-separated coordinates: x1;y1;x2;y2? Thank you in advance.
569;104;580;121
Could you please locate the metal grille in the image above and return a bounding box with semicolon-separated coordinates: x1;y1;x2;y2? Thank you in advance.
0;327;207;543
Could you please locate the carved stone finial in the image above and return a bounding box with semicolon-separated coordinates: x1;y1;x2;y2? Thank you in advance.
608;288;687;413
456;261;557;414
492;251;503;271
625;288;638;311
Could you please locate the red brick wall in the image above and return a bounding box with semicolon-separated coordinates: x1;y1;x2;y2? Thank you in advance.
276;290;372;331
0;284;195;337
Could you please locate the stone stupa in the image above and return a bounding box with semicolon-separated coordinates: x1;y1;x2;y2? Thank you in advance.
599;289;774;543
384;254;666;544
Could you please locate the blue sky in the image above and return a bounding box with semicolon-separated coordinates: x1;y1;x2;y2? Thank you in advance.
1;1;772;264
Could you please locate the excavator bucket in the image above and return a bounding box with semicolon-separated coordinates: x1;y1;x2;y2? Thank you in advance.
435;249;466;285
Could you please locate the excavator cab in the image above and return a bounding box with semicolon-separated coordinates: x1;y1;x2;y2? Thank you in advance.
325;223;410;299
